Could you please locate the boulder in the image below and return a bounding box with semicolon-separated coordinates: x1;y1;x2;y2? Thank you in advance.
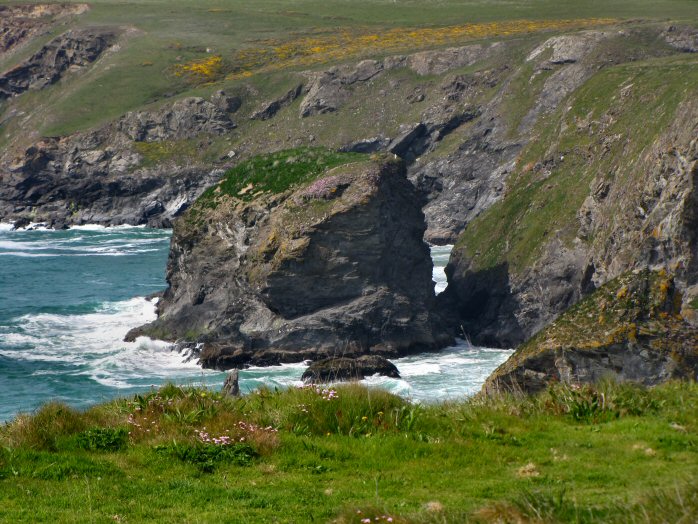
301;355;400;383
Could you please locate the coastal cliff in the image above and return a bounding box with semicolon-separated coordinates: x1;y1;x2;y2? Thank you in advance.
443;47;698;351
129;150;451;368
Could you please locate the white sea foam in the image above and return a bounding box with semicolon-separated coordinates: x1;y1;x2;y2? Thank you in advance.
69;224;147;231
1;297;215;388
430;244;453;294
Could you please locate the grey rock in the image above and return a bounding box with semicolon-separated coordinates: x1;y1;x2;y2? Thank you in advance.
0;93;237;227
222;370;240;397
118;97;236;142
406;43;500;75
210;90;242;113
483;270;698;394
338;136;391;154
132;155;452;369
662;25;698;53
0;28;116;100
301;355;400;383
300;60;384;117
251;84;303;120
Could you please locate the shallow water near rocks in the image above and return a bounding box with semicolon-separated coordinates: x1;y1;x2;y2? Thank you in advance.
0;226;512;421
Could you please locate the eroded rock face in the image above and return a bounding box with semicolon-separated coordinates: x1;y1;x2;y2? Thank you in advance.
0;28;117;99
301;355;400;383
131;154;452;369
663;25;698;53
444;64;698;348
483;270;698;394
0;4;89;56
0;92;238;228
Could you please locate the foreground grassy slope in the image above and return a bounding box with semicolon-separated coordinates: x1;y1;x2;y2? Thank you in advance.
1;382;697;522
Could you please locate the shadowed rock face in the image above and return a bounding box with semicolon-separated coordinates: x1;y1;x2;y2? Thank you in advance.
445;59;698;349
130;154;452;369
483;270;698;394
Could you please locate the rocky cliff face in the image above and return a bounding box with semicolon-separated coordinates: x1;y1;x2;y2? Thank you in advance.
130;150;451;368
0;4;89;57
483;269;698;394
444;44;698;349
0;94;239;228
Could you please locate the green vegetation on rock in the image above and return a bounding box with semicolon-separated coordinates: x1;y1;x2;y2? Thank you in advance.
485;269;698;393
1;381;698;522
197;147;365;205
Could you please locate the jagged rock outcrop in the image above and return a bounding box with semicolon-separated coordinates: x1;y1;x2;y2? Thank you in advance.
118;97;236;141
251;84;303;120
301;355;400;383
0;28;117;99
662;25;698;53
299;43;500;118
129;151;452;369
483;270;698;394
0;93;239;227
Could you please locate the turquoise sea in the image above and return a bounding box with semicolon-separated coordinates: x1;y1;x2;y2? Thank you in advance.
0;224;512;422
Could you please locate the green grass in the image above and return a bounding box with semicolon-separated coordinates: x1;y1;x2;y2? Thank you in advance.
2;0;697;139
196;147;365;205
1;381;698;522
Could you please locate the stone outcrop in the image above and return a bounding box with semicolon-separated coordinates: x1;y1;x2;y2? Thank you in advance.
130;152;452;369
0;28;117;99
118;97;236;142
483;270;698;394
299;43;500;118
251;84;303;120
0;92;239;228
662;25;698;53
301;355;400;383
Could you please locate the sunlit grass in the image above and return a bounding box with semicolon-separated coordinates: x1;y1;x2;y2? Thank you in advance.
1;381;697;522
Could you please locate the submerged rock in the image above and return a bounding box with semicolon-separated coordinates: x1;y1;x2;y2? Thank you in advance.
301;355;400;383
131;149;451;368
483;269;698;394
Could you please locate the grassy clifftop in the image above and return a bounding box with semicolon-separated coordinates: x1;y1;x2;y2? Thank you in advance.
1;0;696;141
1;381;698;522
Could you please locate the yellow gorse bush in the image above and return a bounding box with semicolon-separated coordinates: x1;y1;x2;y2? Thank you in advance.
224;18;615;79
174;55;223;83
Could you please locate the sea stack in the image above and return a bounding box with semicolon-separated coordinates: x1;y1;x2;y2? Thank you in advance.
129;149;451;368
